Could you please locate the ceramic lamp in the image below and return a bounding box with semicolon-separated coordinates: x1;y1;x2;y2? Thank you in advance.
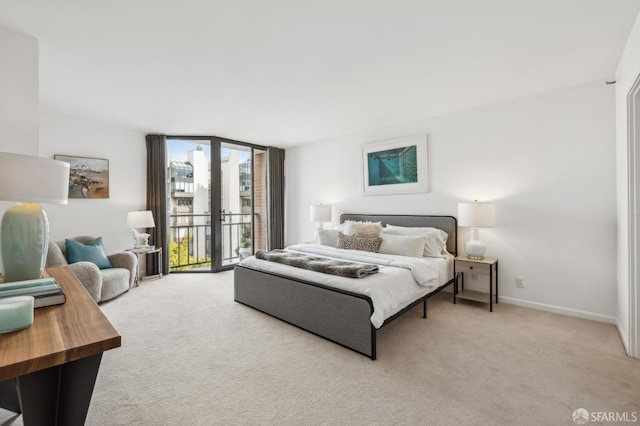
127;210;156;248
458;200;495;260
310;204;332;231
0;153;70;282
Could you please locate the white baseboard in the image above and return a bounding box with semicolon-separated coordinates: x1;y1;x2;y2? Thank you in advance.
499;296;617;324
616;318;630;354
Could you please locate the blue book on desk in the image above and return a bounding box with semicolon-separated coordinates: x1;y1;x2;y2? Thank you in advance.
0;277;66;308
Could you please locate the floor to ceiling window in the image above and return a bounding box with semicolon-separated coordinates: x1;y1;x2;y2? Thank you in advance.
166;137;268;272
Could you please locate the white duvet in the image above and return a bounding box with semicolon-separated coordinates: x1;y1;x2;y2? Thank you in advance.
240;244;453;328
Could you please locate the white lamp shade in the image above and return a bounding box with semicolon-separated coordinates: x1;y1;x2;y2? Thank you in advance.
127;211;156;229
458;202;495;227
309;204;332;222
0;152;70;205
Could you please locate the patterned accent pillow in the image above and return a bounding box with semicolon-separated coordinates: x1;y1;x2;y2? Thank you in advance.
342;221;383;238
337;232;382;253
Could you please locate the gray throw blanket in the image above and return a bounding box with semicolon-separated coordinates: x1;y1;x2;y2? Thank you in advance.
255;249;379;278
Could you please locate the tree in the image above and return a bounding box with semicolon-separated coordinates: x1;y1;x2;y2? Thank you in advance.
169;231;211;271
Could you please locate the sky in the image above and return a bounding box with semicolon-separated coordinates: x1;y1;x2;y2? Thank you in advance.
167;139;251;163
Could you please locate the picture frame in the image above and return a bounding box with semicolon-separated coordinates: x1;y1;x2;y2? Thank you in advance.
54;155;110;199
361;134;428;196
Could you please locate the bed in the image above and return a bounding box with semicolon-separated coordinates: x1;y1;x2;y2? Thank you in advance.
234;214;457;360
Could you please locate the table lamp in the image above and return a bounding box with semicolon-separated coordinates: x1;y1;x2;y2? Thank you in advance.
309;204;332;233
458;200;495;260
0;152;70;282
127;210;155;248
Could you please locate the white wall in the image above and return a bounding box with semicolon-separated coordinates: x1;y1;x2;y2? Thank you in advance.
287;81;617;322
615;12;640;356
0;27;39;270
0;25;147;260
39;109;147;253
0;26;38;155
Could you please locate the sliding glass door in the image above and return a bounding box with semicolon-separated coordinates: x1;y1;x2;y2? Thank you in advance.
167;137;267;272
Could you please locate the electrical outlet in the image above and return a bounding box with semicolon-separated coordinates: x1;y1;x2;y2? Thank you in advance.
472;273;479;280
516;276;524;288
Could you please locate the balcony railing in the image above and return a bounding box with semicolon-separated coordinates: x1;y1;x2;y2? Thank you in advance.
169;212;254;271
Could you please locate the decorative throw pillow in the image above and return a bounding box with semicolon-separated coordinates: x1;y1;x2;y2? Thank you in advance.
378;233;426;258
65;237;113;269
337;232;382;253
316;229;340;248
342;221;383;238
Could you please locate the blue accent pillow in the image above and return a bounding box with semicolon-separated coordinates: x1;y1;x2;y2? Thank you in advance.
65;237;113;269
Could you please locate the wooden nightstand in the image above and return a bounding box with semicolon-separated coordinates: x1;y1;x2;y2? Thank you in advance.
454;256;499;312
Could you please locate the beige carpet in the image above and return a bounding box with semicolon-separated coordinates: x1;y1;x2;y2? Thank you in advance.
2;271;639;425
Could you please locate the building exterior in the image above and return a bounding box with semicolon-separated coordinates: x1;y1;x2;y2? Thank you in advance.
167;146;267;269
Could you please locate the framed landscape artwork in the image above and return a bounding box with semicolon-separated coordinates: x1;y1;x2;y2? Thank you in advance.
361;134;428;196
54;155;110;199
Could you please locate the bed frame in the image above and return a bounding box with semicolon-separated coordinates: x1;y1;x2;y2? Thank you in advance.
234;214;457;360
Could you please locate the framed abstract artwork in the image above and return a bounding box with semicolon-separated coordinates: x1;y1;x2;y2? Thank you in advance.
54;155;110;199
361;134;428;196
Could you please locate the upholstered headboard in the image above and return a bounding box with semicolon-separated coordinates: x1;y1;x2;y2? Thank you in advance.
340;214;457;256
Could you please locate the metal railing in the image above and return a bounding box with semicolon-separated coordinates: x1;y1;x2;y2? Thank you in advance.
169;212;253;271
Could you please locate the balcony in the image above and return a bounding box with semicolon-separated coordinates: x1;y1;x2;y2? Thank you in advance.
169;212;254;271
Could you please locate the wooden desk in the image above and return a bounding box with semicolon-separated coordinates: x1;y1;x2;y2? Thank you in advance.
0;266;121;425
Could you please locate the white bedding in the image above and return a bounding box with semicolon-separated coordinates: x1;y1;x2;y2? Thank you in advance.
240;244;454;328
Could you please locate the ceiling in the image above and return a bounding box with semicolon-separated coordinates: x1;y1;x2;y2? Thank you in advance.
1;0;639;147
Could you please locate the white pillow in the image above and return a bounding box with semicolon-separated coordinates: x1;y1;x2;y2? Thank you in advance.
342;221;383;238
316;229;339;248
384;224;448;243
422;234;449;257
382;225;449;257
331;223;345;232
378;233;426;258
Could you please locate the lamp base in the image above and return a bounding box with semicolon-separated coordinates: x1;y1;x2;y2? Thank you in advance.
130;229;151;248
466;255;485;260
0;202;49;282
464;228;487;260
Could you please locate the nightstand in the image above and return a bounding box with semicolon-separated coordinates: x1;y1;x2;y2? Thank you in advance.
454;256;499;312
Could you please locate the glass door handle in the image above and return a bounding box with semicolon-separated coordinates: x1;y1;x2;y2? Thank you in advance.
220;209;226;222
